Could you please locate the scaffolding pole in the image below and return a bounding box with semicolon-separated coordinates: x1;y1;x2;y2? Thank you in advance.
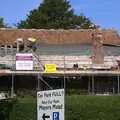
37;73;40;90
92;75;95;94
118;67;120;94
118;75;119;94
88;76;91;94
64;56;66;90
11;73;14;98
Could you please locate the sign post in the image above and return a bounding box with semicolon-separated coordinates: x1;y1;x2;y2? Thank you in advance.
37;89;64;120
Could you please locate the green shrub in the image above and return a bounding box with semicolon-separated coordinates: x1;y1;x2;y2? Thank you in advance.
16;89;36;98
0;98;17;120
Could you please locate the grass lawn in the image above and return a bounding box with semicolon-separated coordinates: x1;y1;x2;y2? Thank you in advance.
66;95;120;120
14;95;120;120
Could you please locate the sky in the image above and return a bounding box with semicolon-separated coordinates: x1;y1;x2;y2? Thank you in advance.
0;0;120;32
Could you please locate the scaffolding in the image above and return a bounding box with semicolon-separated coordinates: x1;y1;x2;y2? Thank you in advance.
0;35;120;96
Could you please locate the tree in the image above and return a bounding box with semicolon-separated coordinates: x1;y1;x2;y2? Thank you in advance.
17;0;94;29
0;17;9;28
0;17;5;28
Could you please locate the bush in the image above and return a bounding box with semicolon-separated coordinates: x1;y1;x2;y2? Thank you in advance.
0;98;17;120
66;89;88;95
16;89;36;98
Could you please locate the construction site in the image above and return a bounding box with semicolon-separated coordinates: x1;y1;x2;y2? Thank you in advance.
0;27;120;98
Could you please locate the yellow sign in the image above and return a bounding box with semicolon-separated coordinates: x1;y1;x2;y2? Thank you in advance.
83;65;88;70
45;64;56;73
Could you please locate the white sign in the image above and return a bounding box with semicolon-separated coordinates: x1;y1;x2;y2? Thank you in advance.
16;53;33;70
37;89;64;120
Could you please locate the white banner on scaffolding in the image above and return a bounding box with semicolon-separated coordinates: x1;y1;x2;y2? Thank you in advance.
16;53;33;70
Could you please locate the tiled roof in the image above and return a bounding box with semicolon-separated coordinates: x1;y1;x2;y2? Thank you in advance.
0;28;120;45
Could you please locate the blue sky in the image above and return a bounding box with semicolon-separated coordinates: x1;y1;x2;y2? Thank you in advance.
0;0;120;32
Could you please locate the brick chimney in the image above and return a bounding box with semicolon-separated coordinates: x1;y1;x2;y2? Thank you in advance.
92;25;104;64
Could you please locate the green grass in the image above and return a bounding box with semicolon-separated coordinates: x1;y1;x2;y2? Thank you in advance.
15;97;36;120
15;103;36;120
66;95;120;120
17;97;36;103
6;95;120;120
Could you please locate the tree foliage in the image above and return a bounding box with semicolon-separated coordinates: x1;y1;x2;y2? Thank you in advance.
0;17;9;28
0;18;5;28
17;0;94;29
